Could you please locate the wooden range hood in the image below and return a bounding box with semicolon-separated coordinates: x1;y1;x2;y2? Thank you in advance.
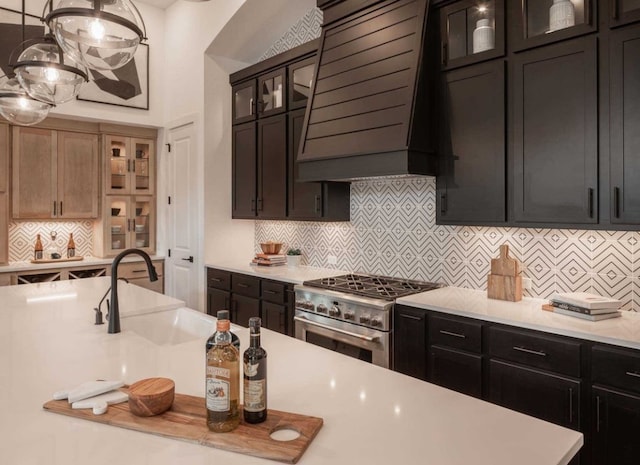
296;0;437;182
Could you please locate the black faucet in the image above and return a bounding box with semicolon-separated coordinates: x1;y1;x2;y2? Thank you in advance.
109;249;158;334
94;278;129;325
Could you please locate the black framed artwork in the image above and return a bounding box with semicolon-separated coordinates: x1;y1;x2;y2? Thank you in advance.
77;43;149;110
0;7;44;78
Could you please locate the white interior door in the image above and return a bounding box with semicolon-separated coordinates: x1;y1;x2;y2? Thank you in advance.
166;121;199;308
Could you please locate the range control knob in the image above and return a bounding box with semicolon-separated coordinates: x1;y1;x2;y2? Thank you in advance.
316;304;328;314
329;306;341;317
359;314;371;325
295;300;305;309
305;300;315;310
371;317;383;327
344;311;355;320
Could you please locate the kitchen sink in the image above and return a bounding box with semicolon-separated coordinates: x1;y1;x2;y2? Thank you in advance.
122;307;215;346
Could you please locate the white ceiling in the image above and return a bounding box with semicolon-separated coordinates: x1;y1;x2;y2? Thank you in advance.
136;0;179;10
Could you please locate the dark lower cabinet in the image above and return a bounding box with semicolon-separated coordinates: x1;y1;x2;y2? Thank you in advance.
489;359;581;430
592;386;640;465
232;122;257;218
257;114;287;218
207;287;229;316
512;36;598;225
610;24;640;224
429;345;482;398
437;59;506;225
393;305;428;380
262;301;287;335
231;294;260;327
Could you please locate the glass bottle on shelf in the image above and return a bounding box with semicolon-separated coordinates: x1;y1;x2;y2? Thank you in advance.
67;233;75;258
34;234;43;260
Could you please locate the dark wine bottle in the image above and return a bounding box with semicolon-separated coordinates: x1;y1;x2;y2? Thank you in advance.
243;317;267;424
206;310;240;352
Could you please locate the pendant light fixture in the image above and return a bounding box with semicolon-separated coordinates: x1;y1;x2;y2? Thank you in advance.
0;75;52;126
12;34;88;105
43;0;147;72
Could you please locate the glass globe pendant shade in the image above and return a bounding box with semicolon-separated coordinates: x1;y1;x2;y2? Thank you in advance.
13;36;88;105
0;76;52;126
44;0;146;71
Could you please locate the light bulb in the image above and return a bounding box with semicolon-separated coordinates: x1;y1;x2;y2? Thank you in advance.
18;96;29;109
44;67;60;82
478;5;488;13
89;19;106;40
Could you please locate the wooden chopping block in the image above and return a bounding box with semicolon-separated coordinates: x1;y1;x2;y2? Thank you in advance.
487;244;523;302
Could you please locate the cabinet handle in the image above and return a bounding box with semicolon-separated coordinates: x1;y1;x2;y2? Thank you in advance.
249;98;254;116
127;159;131;172
596;395;601;433
314;195;321;213
251;199;256;212
257;198;263;211
626;371;640;379
237;283;250;288
264;290;278;295
53;201;57;216
59;201;63;216
568;388;574;424
399;313;422;321
612;0;618;19
588;188;594;218
131;269;147;274
512;346;547;357
439;329;466;339
440;194;447;214
614;187;620;218
441;42;448;66
211;278;222;283
132;160;136;172
224;296;230;309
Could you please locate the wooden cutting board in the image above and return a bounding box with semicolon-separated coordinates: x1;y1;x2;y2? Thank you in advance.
30;256;84;264
487;244;522;302
43;391;323;464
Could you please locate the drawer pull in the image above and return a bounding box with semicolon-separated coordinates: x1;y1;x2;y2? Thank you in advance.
399;313;422;321
596;395;601;433
237;283;250;288
626;371;640;379
264;290;278;295
131;269;147;274
439;330;466;339
210;278;222;282
513;346;547;357
568;388;574;424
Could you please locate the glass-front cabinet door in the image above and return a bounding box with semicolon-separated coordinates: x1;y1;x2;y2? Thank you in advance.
232;81;257;124
288;57;316;110
611;0;640;27
107;197;128;255
106;135;130;195
133;197;154;253
132;138;155;195
510;0;596;51
440;0;504;70
257;67;286;117
105;196;155;256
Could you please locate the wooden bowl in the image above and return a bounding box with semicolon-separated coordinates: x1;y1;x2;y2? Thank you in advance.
128;378;175;417
260;242;283;254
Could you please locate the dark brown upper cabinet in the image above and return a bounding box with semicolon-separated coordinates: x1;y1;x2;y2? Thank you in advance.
257;68;286;118
288;57;316;110
512;37;598;225
256;114;288;218
610;0;640;27
231;121;257;218
440;0;505;70
610;24;640;224
437;59;506;225
232;81;257;124
509;0;597;52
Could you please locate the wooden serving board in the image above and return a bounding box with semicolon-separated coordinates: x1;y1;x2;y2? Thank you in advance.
43;391;323;464
31;256;84;264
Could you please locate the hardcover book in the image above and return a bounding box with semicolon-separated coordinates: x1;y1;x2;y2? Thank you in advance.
550;292;622;310
553;307;622;321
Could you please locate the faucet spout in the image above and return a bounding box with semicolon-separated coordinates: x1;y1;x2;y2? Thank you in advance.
109;249;158;334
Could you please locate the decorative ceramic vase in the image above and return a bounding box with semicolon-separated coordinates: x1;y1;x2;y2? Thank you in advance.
473;19;495;54
287;255;301;267
549;0;575;32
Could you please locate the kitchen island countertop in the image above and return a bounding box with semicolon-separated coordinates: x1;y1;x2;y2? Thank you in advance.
0;277;582;465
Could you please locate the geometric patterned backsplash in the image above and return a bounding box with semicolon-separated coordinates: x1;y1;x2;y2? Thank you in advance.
8;221;94;262
259;7;323;61
256;177;640;311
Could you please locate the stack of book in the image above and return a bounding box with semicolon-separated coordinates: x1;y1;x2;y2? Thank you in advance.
547;292;622;321
251;253;286;267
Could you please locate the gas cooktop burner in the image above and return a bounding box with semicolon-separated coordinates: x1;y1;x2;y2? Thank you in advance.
303;274;444;300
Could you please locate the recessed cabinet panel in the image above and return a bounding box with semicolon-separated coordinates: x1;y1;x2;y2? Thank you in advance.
610;25;640;223
289;108;323;219
611;0;640;27
57;132;99;218
257;114;287;218
393;306;428;380
437;59;505;224
510;0;596;51
512;37;598;224
232;122;257;218
441;0;504;70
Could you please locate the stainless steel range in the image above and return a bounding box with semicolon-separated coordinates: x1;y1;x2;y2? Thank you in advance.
294;274;443;369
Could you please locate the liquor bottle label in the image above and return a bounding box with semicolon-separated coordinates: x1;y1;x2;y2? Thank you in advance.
243;379;266;412
206;378;230;411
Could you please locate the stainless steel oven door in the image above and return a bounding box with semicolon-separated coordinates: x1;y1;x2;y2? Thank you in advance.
294;310;390;368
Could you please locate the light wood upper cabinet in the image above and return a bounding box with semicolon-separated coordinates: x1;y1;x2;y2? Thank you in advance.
57;132;99;218
0;124;8;193
12;127;99;219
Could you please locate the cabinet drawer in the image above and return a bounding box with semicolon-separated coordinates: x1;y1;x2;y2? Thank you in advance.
593;345;640;395
429;345;482;398
261;280;286;304
489;326;581;377
117;260;164;280
429;314;482;353
232;273;260;298
207;268;230;290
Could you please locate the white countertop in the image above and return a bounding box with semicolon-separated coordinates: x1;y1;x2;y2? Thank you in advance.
0;278;581;465
397;287;640;350
206;260;348;284
0;255;166;273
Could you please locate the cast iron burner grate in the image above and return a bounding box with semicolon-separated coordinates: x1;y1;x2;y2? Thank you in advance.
303;274;444;300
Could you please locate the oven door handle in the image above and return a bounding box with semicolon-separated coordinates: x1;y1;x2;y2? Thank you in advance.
294;315;380;343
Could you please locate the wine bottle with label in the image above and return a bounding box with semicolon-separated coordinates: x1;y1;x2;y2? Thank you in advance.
67;233;76;258
206;310;240;352
206;316;240;432
243;317;267;424
34;234;43;260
